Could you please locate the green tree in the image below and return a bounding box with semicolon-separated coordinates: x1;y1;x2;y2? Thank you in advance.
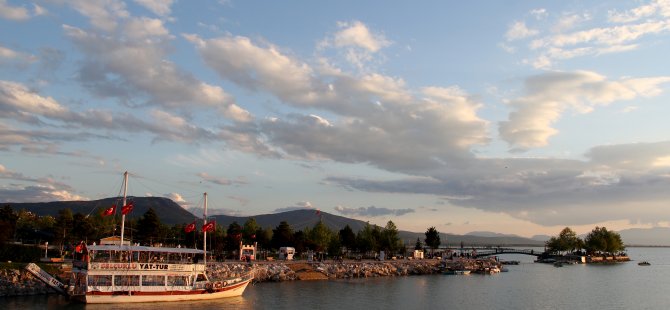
72;213;96;243
309;221;333;253
136;208;162;245
424;226;441;255
339;225;356;255
0;205;18;243
55;208;74;255
243;218;260;244
225;221;243;252
414;237;423;250
546;227;582;254
381;220;402;255
584;226;625;255
271;221;294;250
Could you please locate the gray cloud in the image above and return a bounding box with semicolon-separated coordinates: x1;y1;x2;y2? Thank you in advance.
334;205;414;217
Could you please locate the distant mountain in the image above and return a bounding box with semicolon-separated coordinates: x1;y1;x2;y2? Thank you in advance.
4;197;197;225
5;198;545;246
212;210;544;246
618;227;670;246
531;235;551;242
466;231;522;238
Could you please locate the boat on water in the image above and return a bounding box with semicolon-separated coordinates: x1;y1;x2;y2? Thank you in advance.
638;261;651;266
67;172;253;304
443;269;471;275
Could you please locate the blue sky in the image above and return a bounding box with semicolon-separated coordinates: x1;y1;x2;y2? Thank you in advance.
2;0;670;237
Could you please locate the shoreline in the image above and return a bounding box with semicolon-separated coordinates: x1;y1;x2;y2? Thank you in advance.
1;260;445;297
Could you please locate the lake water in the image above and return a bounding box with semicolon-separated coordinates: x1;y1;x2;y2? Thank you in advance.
4;247;669;310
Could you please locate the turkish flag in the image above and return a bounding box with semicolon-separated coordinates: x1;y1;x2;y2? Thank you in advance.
102;204;116;216
121;201;134;215
202;221;215;233
184;221;196;233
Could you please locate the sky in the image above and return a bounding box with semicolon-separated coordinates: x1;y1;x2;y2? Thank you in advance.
1;0;670;238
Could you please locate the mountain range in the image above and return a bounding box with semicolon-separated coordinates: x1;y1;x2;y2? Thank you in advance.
5;197;667;246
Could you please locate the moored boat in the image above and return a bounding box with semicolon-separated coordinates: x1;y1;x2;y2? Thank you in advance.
68;172;253;304
638;261;651;266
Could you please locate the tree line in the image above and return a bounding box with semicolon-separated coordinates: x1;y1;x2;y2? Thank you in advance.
0;205;445;260
545;226;625;255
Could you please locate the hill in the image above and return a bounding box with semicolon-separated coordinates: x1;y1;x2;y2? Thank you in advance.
211;209;545;246
618;227;670;246
5;197;196;225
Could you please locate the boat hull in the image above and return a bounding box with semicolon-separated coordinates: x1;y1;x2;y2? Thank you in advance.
73;279;251;304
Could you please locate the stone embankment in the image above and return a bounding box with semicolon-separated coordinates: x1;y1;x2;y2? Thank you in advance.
208;260;443;282
1;260;443;296
0;268;54;296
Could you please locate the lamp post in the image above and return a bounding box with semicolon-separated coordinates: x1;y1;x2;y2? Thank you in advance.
44;241;48;259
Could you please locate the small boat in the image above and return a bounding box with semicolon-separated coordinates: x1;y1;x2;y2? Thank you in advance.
443;269;471;275
638;261;651;266
553;261;564;267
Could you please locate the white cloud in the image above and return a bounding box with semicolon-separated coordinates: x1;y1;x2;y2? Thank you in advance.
331;21;391;52
68;0;130;32
530;8;548;20
0;0;30;20
134;0;174;17
608;0;669;23
499;71;670;150
505;21;539;41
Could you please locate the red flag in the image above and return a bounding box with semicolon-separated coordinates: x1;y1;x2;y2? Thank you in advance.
102;204;116;216
315;209;321;216
184;221;196;233
202;221;215;233
121;201;134;215
251;234;256;239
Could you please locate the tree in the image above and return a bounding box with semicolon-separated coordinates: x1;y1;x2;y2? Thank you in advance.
271;221;293;250
414;237;423;250
136;208;162;245
339;225;356;255
356;223;380;255
0;205;18;243
72;213;96;243
309;221;333;253
55;208;74;255
424;226;441;254
584;226;625;255
225;222;243;253
243;218;260;244
546;227;582;254
381;220;402;255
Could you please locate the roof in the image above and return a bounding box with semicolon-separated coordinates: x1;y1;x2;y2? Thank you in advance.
87;244;204;255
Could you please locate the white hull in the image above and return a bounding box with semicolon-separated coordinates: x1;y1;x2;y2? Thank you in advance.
75;279;251;304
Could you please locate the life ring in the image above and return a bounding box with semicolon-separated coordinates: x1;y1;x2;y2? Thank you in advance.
214;281;223;289
205;282;214;293
222;281;228;286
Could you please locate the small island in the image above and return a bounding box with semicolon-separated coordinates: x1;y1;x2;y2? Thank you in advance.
536;226;629;264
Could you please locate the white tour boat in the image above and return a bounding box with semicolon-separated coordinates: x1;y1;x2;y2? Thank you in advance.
68;172;253;304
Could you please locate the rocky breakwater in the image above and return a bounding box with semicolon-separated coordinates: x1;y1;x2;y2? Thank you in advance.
208;260;442;283
0;268;54;296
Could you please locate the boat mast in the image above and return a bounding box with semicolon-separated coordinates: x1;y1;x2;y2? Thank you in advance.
203;192;207;266
119;171;128;247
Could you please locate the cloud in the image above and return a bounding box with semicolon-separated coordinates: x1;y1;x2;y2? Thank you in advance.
196;172;247;186
506;21;539;41
506;2;670;68
498;71;670;150
0;165;86;202
0;45;37;66
273;201;316;213
530;8;548;20
608;0;669;23
62;7;250;122
333;205;414;217
191;33;488;172
326;140;670;226
134;0;174;17
0;0;30;20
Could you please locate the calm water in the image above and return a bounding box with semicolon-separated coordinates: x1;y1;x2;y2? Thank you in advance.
4;247;669;310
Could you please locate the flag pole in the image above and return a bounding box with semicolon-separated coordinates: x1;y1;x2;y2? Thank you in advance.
203;192;207;266
120;171;128;247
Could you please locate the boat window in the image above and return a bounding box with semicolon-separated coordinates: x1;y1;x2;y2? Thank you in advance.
142;275;165;286
88;275;112;286
196;274;206;282
167;276;189;286
114;275;140;286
